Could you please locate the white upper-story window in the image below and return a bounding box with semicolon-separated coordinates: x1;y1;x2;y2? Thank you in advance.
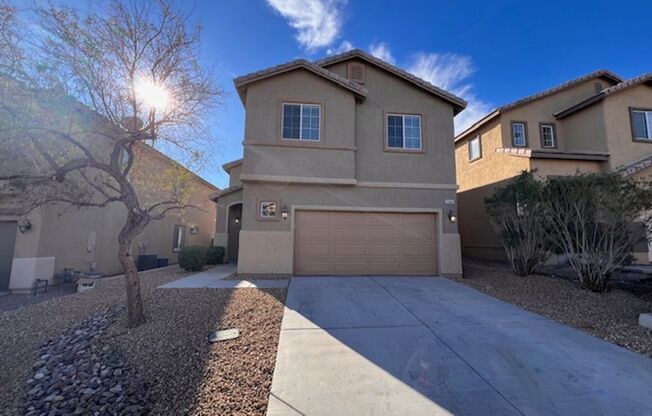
540;124;556;148
511;122;527;147
387;114;422;150
282;103;320;141
631;109;652;141
468;136;481;161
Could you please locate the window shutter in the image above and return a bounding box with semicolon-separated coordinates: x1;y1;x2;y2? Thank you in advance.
348;63;365;84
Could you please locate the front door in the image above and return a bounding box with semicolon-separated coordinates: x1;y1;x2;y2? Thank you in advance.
228;204;242;262
0;222;18;291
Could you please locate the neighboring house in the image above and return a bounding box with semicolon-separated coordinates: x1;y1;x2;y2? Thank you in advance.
213;49;466;277
455;70;652;262
0;84;218;292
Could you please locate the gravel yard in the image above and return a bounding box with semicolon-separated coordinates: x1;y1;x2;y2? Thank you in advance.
453;260;652;357
0;266;287;415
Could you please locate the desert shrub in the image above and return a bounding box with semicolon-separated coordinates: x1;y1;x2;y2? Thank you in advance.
485;171;550;276
543;172;652;292
178;246;208;272
206;246;225;265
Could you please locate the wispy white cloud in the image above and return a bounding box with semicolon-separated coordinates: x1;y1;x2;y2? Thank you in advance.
266;0;346;51
407;52;492;134
326;40;354;55
369;42;395;65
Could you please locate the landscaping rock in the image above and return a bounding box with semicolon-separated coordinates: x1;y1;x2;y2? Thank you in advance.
20;307;150;415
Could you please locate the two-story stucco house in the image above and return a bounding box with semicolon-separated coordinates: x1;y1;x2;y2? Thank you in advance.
455;70;652;262
213;49;467;277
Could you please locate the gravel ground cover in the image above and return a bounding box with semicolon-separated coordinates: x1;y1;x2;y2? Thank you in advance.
0;265;287;415
0;283;77;313
452;260;652;357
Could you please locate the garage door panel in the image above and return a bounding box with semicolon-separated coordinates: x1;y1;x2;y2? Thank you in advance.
295;211;437;276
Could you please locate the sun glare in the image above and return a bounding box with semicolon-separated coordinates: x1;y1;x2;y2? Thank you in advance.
134;77;169;111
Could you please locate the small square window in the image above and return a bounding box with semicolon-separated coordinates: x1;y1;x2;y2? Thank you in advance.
512;122;527;147
282;103;320;141
387;114;422;150
468;136;481;161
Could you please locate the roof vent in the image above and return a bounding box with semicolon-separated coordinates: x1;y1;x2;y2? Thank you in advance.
347;62;366;84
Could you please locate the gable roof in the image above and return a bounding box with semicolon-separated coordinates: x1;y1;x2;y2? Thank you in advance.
555;72;652;119
455;69;623;142
315;49;467;114
234;59;368;104
222;158;242;174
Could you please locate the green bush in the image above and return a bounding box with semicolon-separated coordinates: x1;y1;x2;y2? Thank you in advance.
178;246;208;271
206;246;225;265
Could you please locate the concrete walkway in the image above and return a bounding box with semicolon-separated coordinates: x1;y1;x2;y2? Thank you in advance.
267;276;652;416
158;264;288;289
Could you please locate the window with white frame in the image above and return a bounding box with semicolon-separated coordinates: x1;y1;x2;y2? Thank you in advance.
631;109;652;140
173;225;185;252
540;124;556;148
282;103;320;140
512;122;527;147
387;114;422;150
468;136;481;161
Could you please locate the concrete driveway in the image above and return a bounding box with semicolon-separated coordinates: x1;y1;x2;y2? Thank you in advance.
267;276;652;416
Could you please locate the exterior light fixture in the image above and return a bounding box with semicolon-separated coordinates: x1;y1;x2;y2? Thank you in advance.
234;217;240;225
448;210;457;224
282;206;289;220
18;218;32;233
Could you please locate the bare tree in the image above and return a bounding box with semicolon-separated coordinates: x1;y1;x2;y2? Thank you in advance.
485;171;550;276
0;0;220;326
544;173;652;292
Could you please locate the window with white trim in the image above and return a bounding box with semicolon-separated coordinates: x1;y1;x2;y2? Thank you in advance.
468;136;481;161
631;109;652;140
387;114;422;150
282;103;320;140
173;225;185;252
540;124;556;148
512;122;527;147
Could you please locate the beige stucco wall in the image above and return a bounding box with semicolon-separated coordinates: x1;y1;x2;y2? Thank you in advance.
327;60;457;184
242;69;357;180
500;79;615;152
6;155;217;291
603;84;652;170
559;101;609;154
228;164;243;187
237;182;462;276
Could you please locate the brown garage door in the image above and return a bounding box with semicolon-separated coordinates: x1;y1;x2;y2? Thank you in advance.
294;211;437;275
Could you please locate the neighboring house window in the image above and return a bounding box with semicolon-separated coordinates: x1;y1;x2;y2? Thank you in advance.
511;122;527;147
540;124;556;148
282;103;320;141
387;114;422;150
173;225;185;252
468;136;482;161
631;109;652;141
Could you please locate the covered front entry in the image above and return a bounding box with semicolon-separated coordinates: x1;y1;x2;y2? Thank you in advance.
0;221;18;291
294;211;437;275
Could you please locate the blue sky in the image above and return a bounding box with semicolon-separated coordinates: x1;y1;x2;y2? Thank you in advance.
184;0;652;188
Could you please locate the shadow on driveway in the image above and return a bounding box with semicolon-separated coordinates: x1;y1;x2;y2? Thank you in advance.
268;276;652;416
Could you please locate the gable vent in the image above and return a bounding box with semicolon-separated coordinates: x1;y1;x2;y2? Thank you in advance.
347;62;366;84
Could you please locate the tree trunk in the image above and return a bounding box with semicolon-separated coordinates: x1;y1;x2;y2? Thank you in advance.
119;241;145;327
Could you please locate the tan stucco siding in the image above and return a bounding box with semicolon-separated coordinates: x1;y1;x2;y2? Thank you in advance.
228;164;243;187
499;79;612;151
559;102;608;154
328;60;457;184
455;117;531;192
529;159;603;177
603;84;652;170
241;69;357;180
